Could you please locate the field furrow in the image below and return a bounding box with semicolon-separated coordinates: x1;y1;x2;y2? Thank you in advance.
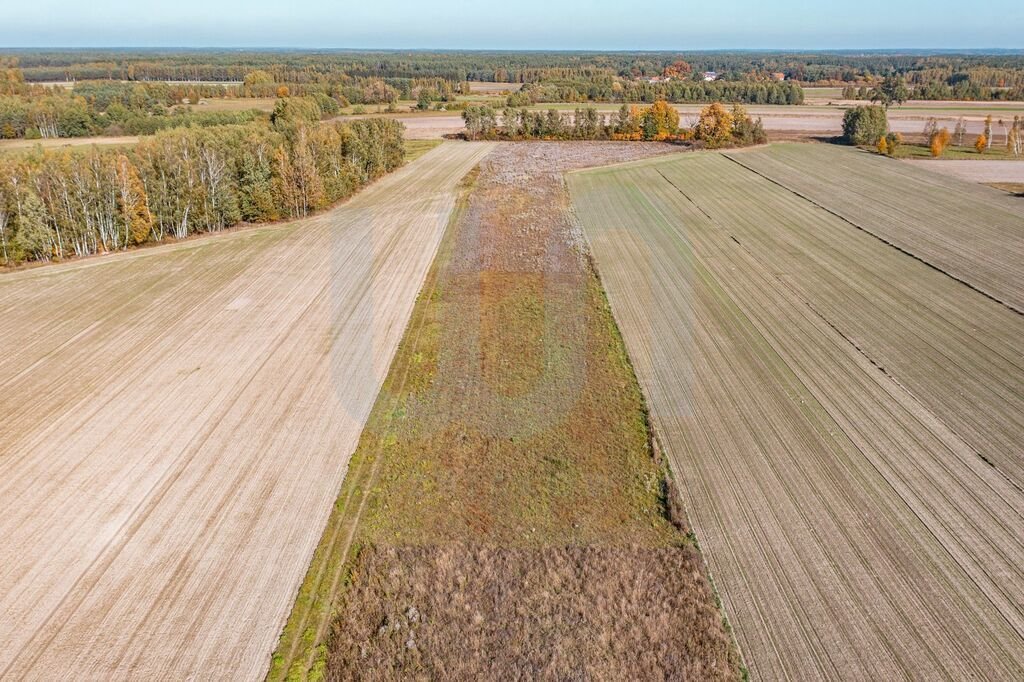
725;143;1024;312
0;141;494;680
568;147;1024;680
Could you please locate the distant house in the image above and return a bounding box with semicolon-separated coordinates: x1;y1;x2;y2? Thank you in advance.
703;71;718;82
772;72;786;81
645;76;666;84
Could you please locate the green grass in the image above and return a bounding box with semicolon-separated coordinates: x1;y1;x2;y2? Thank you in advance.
402;139;443;162
890;143;1023;160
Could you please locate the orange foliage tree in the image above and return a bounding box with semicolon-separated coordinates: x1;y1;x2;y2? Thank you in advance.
975;134;988;154
929;128;951;157
694;103;734;148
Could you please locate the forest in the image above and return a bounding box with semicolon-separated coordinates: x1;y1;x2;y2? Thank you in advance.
0;114;405;264
6;50;1024;86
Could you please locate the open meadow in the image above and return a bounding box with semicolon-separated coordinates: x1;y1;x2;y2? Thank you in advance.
0;142;492;679
568;144;1024;679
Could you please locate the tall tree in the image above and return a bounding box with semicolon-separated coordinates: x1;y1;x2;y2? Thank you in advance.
870;75;909;110
115;154;153;246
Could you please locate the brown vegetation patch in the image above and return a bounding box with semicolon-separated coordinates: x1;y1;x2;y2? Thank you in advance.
327;544;737;681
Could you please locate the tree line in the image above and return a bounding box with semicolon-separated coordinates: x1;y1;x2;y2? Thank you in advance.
511;79;804;106
463;102;766;148
0;116;404;265
8;50;1024;88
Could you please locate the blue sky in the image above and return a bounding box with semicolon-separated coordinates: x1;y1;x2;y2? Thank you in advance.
2;0;1023;49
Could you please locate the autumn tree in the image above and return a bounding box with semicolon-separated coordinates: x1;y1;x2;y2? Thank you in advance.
115;155;153;246
1008;116;1022;158
975;134;988;154
641;100;679;140
984;115;993;149
694;103;734;148
929;128;951;157
730;104;766;145
663;60;692;79
613;104;642;139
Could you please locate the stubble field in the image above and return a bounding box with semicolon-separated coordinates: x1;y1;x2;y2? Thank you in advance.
568;144;1024;679
0;141;492;679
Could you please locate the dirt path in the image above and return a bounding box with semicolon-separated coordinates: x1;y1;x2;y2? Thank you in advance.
0;141;493;680
569;149;1024;679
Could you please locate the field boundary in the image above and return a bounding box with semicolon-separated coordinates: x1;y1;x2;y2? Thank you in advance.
573;192;749;679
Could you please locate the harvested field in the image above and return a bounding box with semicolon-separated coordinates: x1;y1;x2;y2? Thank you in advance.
274;142;741;681
568;147;1024;679
728;143;1024;312
0;141;492;680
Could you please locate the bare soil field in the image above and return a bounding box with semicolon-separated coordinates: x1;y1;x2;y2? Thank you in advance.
272;142;741;681
907;158;1024;184
569;146;1024;679
727;143;1024;311
0;141;492;680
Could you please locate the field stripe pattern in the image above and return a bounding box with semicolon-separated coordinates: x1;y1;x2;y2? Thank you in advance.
725;143;1024;312
568;147;1024;680
0;141;494;680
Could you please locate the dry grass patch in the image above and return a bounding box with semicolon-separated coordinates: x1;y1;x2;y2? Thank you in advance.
327;545;736;681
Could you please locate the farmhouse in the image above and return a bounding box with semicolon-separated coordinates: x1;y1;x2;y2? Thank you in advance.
703;71;718;81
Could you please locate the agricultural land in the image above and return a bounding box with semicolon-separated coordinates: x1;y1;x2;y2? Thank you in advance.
568;144;1024;679
0;142;491;679
270;142;743;681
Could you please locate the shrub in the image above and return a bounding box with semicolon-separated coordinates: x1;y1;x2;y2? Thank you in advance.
842;105;887;145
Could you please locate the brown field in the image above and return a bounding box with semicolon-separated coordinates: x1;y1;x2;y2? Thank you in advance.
272;142;741;681
569;145;1024;679
0;141;493;679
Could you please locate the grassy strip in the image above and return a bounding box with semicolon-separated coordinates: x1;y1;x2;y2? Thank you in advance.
888;143;1023;160
402;139;443;163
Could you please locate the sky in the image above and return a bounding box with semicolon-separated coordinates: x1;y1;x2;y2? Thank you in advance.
2;0;1023;50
